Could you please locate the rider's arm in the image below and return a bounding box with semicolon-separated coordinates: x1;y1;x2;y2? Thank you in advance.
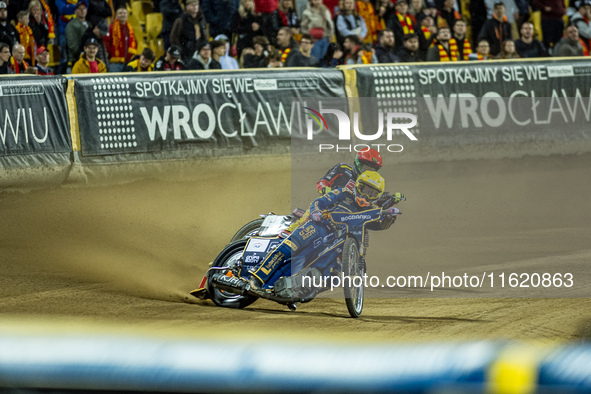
316;163;353;194
309;188;347;212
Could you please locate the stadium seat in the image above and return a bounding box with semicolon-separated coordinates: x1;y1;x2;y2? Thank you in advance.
146;13;163;40
137;39;147;54
531;11;543;42
48;44;59;67
149;38;165;59
128;14;145;41
131;1;154;24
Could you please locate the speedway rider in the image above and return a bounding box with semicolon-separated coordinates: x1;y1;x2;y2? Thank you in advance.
316;148;383;195
284;148;402;235
248;171;401;300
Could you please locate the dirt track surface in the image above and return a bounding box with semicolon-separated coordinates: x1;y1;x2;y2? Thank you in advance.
1;153;591;343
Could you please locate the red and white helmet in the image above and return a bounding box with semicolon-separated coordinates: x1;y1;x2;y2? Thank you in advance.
354;148;383;174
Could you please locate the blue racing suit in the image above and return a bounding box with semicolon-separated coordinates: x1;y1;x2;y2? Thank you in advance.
250;187;395;287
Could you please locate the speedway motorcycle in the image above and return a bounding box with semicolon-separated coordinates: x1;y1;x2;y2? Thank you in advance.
190;200;402;318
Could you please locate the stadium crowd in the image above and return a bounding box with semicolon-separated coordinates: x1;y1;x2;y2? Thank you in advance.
0;0;589;75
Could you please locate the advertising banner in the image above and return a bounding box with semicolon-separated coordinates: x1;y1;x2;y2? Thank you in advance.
354;59;591;143
0;77;71;156
73;70;346;156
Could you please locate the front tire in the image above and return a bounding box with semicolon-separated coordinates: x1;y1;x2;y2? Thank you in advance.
207;240;258;309
230;218;264;242
342;237;365;318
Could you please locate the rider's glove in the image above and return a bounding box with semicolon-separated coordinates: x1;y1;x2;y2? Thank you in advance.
393;192;405;203
310;210;323;222
387;207;401;216
321;186;332;195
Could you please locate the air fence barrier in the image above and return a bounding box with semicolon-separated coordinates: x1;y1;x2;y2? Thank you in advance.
2;59;591;189
0;332;591;393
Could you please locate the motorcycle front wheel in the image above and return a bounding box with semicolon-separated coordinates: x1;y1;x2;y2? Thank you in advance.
230;218;264;242
207;240;258;309
342;237;365;318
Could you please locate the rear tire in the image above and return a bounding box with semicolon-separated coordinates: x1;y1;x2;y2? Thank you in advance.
342;237;365;318
230;218;264;242
207;240;258;309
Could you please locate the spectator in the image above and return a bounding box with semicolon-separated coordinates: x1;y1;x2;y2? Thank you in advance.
34;45;53;74
374;28;399;63
87;0;112;27
335;0;367;45
124;47;155;71
417;15;436;54
9;43;28;73
159;0;183;49
452;19;472;60
79;18;109;68
416;1;440;27
514;0;530;30
56;0;81;74
531;0;566;51
346;43;377;64
470;0;488;48
386;0;414;51
357;0;378;44
514;21;548;57
201;0;239;39
438;0;460;28
468;39;492;59
375;0;395;31
409;0;425;19
214;34;240;69
28;1;50;48
154;45;185;70
210;39;226;65
553;24;585;56
170;0;206;62
188;41;222;69
484;0;518;35
66;1;89;68
231;0;263;57
269;0;299;44
0;1;19;49
341;34;361;61
497;39;519;58
287;32;319;66
477;1;512;56
242;35;270;67
426;26;458;60
319;41;343;67
15;11;35;65
300;0;334;60
571;0;591;51
266;47;283;66
275;25;297;63
106;5;137;72
72;37;107;73
397;32;422;61
0;41;11;73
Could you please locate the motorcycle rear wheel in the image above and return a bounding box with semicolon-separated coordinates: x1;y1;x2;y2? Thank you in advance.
207;240;258;309
342;237;365;318
230;218;264;242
